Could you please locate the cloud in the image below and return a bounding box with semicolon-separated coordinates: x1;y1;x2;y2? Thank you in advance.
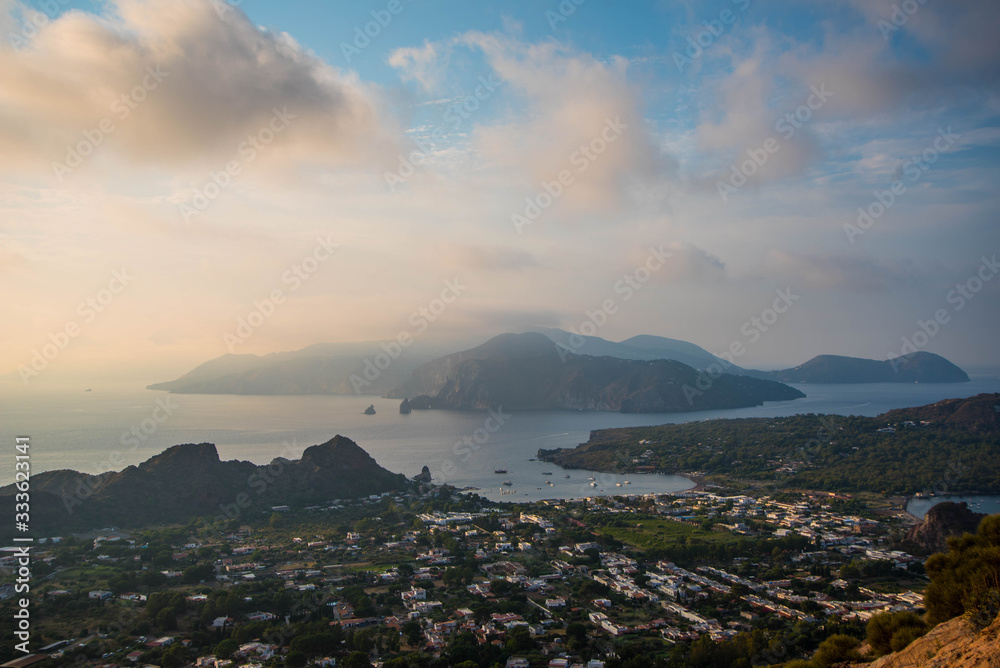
387;40;448;92
846;0;1000;83
442;244;541;272
390;31;671;217
764;250;925;292
0;0;398;177
625;241;726;284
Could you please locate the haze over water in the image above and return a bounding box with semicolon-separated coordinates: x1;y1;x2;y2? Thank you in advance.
3;377;998;501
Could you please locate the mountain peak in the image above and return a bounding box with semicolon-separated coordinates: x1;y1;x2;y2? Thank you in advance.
138;442;221;473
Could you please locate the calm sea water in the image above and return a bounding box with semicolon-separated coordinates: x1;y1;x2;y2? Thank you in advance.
2;376;998;502
905;495;1000;519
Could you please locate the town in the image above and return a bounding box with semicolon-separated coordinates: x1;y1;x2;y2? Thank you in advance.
0;480;934;668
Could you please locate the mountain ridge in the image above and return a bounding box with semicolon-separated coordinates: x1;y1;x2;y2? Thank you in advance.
396;332;804;413
0;436;406;536
144;332;970;397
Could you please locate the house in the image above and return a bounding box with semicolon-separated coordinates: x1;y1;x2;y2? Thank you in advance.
88;590;113;600
145;637;174;648
246;611;277;622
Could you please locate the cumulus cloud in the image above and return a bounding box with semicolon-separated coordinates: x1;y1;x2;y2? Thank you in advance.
390;31;670;217
0;0;398;176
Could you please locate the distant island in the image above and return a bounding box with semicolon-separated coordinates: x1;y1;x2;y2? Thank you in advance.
145;330;970;397
538;393;1000;496
392;332;803;413
0;436;407;536
746;352;969;384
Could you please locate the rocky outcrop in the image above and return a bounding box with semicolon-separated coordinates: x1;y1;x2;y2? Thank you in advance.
853;613;1000;668
413;465;432;483
906;502;986;553
0;436;406;535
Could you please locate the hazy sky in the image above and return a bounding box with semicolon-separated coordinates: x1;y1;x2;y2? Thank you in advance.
2;0;999;386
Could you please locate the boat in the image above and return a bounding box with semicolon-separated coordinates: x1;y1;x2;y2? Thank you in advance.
590;481;597;487
494;468;508;474
541;471;553;476
502;480;513;486
564;474;571;479
623;478;631;485
363;404;376;415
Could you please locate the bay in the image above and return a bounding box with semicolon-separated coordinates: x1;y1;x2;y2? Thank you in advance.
906;495;1000;519
2;375;998;502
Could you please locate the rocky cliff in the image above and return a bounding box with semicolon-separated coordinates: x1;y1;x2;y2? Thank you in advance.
905;502;987;554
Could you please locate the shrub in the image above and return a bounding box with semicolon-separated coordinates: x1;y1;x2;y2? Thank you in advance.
866;611;926;656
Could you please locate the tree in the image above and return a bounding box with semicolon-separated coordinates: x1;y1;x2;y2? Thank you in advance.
214;639;238;660
285;650;307;667
812;634;861;667
341;651;371;668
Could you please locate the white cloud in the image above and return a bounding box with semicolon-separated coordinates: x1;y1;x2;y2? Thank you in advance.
0;0;399;177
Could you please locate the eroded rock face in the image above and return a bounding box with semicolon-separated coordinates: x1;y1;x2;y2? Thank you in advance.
413;465;432;483
857;613;1000;668
906;502;986;553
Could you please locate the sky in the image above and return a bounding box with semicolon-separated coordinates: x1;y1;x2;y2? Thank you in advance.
2;0;999;387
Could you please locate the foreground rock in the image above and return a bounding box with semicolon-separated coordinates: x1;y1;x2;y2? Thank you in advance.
854;613;1000;668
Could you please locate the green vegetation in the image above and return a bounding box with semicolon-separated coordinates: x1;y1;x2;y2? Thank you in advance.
924;514;1000;627
541;410;1000;495
865;611;926;656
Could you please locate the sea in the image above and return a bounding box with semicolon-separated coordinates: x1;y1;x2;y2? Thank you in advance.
2;376;999;503
905;496;1000;519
